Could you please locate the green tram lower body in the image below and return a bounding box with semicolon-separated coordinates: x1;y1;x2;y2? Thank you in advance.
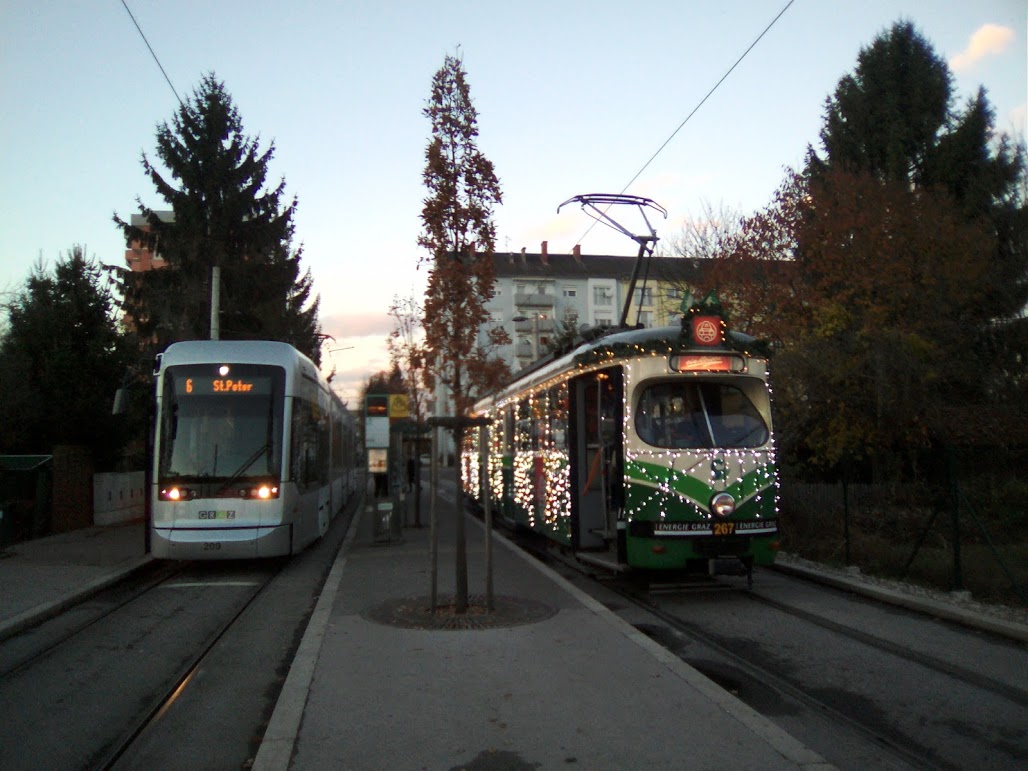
621;453;779;572
463;444;780;577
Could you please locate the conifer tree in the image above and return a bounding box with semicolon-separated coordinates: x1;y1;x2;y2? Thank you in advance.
808;21;1027;357
114;73;321;362
0;247;132;466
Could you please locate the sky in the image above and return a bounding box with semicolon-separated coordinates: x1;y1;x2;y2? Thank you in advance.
1;1;1025;404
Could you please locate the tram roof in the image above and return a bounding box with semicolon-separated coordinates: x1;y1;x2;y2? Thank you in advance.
477;323;769;411
160;340;310;368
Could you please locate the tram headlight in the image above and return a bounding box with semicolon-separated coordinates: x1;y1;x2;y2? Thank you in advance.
256;485;278;499
160;486;194;501
240;484;279;499
710;492;736;518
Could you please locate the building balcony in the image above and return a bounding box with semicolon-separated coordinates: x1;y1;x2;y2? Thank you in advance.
515;341;535;358
514;318;555;334
514;292;555;308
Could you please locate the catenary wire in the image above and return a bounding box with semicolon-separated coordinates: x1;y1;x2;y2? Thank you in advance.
120;0;183;106
574;0;796;249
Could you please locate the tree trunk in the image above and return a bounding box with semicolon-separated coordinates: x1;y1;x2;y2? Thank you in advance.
453;425;468;612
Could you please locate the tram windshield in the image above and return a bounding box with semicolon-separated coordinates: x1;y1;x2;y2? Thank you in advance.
158;364;285;481
635;380;769;449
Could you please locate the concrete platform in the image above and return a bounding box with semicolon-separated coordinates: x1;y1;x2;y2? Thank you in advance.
253;485;830;770
0;519;150;641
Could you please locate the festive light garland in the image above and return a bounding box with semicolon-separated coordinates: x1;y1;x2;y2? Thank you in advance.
462;294;780;542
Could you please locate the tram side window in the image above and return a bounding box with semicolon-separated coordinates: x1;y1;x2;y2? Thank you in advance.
635;381;769;449
550;383;569;452
331;415;344;473
516;398;533;452
291;397;326;490
316;405;330;484
533;391;551;452
503;406;514;457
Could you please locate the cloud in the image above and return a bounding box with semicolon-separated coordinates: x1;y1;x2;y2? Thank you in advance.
324;343;392;406
950;24;1015;73
320;310;394;339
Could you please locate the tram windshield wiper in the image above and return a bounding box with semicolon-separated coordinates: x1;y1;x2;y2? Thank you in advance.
214;442;271;495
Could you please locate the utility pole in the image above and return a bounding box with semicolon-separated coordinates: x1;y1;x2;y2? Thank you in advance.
210;265;220;340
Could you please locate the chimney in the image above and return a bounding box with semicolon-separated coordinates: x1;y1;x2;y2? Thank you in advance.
540;240;549;265
520;247;527;265
572;244;581;262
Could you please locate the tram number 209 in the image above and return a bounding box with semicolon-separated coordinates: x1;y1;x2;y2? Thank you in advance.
203;542;222;551
712;522;736;536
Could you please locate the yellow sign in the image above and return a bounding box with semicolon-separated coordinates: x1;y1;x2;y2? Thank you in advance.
388;394;409;418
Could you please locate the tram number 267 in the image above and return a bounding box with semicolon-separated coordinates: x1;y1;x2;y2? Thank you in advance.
203;542;222;551
712;522;736;536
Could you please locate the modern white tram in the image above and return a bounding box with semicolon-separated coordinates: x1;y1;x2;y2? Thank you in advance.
150;340;360;559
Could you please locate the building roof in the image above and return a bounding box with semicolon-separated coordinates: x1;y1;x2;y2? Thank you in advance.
492;251;703;283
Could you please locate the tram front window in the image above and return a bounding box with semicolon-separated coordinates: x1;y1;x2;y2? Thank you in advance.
159;365;285;481
635;381;769;449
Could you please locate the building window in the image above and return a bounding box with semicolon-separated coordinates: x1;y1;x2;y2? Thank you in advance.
638;310;654;327
563;287;577;298
593;286;612;306
595;316;613;327
633;287;654;305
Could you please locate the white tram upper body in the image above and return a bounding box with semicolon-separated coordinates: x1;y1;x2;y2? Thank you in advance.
151;340;358;559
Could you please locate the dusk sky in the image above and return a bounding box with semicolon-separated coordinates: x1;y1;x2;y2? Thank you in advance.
1;1;1024;402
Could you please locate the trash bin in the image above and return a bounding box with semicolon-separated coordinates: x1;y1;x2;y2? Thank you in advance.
372;498;403;543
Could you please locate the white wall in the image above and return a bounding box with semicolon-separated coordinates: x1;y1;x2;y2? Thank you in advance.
93;471;145;526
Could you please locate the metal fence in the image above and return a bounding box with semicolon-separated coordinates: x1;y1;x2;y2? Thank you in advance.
779;445;1027;605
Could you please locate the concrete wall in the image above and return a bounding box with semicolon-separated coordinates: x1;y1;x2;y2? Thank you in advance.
94;471;145;526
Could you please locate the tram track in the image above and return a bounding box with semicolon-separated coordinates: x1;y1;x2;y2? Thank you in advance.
739;588;1028;709
0;560;186;678
486;512;1025;770
528;541;948;770
98;567;279;770
0;558;285;770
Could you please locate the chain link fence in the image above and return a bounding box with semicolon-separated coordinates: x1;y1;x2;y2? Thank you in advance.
779;445;1027;606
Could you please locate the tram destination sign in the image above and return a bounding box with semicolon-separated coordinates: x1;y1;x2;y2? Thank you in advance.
669;354;744;373
183;376;272;395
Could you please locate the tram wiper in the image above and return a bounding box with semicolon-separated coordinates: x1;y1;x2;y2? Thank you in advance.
214;442;271;495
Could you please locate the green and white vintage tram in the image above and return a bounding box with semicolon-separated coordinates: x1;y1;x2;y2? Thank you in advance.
463;304;780;582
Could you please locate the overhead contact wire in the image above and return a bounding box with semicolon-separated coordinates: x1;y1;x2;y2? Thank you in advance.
575;0;796;248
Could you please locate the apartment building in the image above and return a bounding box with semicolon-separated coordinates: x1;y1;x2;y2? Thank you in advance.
484;242;702;371
123;211;175;272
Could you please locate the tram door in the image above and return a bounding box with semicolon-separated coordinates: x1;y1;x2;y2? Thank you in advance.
572;368;623;551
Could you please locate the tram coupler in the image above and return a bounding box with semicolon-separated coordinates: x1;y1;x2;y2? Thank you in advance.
709;557;751;586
